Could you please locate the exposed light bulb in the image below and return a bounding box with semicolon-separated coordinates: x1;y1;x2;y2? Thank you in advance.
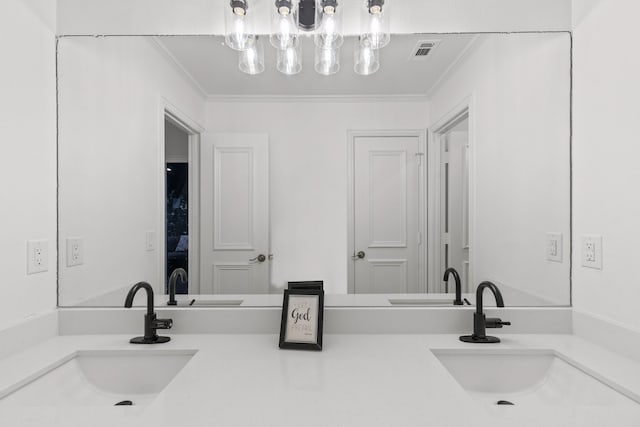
246;47;256;73
368;12;385;48
239;37;265;75
315;45;340;75
233;16;247;45
354;37;379;75
361;0;390;49
225;0;253;51
271;0;298;49
277;44;302;75
315;0;343;49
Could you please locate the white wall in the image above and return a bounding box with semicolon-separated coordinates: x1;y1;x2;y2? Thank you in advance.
58;37;206;305
56;0;572;35
428;33;572;305
206;101;430;294
0;0;57;327
572;0;640;330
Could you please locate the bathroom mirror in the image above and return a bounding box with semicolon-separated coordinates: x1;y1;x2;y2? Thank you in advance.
57;32;571;307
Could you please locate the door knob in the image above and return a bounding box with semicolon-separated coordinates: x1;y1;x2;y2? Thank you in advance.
352;251;366;261
249;254;267;263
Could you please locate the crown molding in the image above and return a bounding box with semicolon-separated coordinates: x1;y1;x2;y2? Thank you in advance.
426;34;483;98
147;37;208;99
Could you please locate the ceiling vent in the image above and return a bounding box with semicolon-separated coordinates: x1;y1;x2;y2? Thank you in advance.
411;40;440;60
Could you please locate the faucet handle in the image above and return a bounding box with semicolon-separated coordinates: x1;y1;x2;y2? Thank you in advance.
486;318;511;329
153;318;173;330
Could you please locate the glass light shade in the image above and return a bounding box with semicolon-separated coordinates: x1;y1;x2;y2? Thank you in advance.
354;38;379;75
225;0;254;51
360;0;390;49
314;45;340;75
238;37;265;75
277;44;302;75
314;0;343;49
270;1;299;50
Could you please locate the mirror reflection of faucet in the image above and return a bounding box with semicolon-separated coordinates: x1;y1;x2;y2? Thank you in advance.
460;281;511;344
167;268;188;306
442;268;469;306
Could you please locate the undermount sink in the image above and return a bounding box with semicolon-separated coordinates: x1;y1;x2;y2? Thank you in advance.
0;349;196;407
190;299;243;307
388;298;456;306
433;349;639;408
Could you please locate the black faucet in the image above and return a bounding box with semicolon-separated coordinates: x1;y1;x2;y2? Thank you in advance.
460;281;511;344
443;268;464;306
124;281;173;344
167;268;188;306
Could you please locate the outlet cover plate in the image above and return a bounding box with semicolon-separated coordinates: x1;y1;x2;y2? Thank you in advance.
547;232;563;263
66;238;84;267
27;240;48;274
581;235;603;270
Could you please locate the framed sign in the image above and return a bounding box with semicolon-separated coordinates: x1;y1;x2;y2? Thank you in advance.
287;280;324;291
279;289;324;351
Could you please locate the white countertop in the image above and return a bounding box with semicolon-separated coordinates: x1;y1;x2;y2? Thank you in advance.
1;333;639;427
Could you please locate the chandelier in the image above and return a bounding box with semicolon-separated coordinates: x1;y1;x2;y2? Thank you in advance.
224;0;391;76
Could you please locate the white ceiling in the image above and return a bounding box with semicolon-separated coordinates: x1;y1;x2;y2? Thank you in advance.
156;34;478;98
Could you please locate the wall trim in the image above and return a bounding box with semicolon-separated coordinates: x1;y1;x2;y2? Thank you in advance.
426;35;483;98
148;37;208;99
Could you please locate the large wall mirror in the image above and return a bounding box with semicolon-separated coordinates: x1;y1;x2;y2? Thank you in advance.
57;32;571;307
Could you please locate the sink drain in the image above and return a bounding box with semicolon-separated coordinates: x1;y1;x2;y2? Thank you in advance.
114;400;134;406
496;400;514;406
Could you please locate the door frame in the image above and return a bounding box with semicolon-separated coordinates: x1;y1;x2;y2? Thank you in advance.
427;95;476;294
157;96;205;295
347;129;428;294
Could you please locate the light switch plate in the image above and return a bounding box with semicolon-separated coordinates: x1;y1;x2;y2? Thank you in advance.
546;232;562;262
581;235;603;270
27;240;48;274
146;231;156;252
66;238;84;267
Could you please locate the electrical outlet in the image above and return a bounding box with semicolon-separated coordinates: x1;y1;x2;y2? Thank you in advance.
546;232;562;263
146;231;156;252
581;235;603;270
27;240;48;274
66;238;84;267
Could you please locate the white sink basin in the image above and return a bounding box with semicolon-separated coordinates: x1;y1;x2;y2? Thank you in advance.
389;298;457;306
0;349;196;407
433;349;639;407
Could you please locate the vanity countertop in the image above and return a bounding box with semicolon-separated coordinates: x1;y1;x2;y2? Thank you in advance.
0;333;639;427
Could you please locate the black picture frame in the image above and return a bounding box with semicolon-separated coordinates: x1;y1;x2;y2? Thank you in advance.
279;289;324;351
287;280;324;291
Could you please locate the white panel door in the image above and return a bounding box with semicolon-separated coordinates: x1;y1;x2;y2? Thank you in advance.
441;129;470;292
354;136;421;293
200;133;269;294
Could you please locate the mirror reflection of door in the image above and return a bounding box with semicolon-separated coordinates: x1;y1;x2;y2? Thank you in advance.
440;116;470;293
165;119;190;295
199;133;270;294
352;134;425;293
